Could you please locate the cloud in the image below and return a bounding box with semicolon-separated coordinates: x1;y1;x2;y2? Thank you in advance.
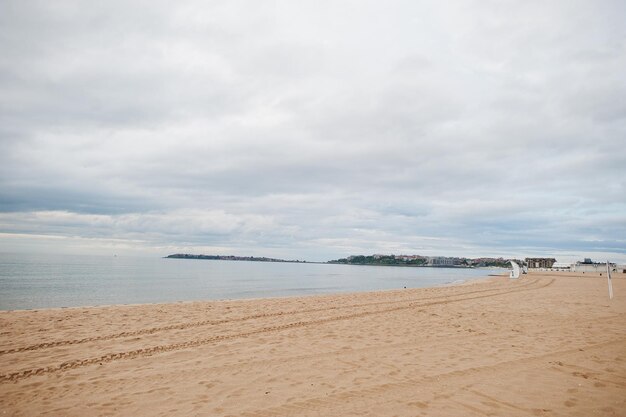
0;0;625;262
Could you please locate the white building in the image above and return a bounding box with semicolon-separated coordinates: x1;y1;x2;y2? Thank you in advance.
551;262;572;271
573;263;605;273
572;260;619;273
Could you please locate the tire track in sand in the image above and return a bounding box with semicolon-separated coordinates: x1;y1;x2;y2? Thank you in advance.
238;337;623;417
0;278;552;383
0;278;536;355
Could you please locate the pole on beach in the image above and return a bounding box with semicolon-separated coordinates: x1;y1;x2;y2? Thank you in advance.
606;261;613;299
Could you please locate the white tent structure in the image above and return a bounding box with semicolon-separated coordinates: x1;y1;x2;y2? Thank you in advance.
510;261;521;279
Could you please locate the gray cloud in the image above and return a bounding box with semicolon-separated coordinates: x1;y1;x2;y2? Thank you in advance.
1;0;625;262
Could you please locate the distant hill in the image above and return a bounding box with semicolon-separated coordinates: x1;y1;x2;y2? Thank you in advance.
328;254;427;266
165;254;306;263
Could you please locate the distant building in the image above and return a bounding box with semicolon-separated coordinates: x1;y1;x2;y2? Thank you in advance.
427;257;462;266
395;255;427;262
551;262;572;271
537;258;626;274
525;258;556;269
574;264;604;273
573;259;609;273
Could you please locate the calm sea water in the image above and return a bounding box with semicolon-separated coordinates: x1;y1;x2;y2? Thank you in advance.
0;253;504;310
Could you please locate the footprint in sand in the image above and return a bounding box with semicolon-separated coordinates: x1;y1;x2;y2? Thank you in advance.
407;401;429;409
564;399;577;407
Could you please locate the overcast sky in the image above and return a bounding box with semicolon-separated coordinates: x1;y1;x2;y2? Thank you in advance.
1;1;625;262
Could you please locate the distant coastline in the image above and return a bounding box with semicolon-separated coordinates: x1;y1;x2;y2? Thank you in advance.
166;253;517;269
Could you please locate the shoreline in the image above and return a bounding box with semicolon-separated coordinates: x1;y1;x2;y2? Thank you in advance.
1;271;624;416
0;270;504;313
0;273;501;314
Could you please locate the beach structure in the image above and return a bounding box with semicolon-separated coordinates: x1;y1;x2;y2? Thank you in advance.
525;257;556;269
551;262;572;271
509;261;521;279
572;259;609;273
549;259;624;273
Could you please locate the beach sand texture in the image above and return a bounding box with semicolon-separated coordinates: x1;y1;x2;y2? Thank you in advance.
1;271;625;416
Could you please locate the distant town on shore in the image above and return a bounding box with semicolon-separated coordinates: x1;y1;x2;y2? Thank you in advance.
166;253;626;273
328;254;514;268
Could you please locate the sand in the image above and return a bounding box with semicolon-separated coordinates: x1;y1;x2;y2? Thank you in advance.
1;271;625;416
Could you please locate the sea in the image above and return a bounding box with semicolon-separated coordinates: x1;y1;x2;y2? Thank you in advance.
0;253;505;310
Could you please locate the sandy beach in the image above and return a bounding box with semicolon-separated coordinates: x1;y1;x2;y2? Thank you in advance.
1;271;625;416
